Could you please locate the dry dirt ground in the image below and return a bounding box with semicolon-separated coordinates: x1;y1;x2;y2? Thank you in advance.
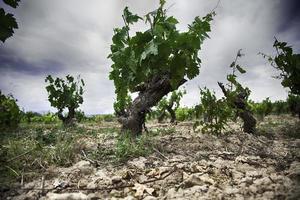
2;116;300;200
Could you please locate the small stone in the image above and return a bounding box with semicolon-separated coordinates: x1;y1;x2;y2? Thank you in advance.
128;157;147;170
73;160;93;175
143;196;157;200
110;189;122;197
224;186;239;194
46;192;88;200
77;178;89;188
253;177;271;185
249;185;258;193
87;181;97;189
263;191;275;199
111;175;122;184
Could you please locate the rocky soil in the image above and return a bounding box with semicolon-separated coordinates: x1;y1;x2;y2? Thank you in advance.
2;117;300;200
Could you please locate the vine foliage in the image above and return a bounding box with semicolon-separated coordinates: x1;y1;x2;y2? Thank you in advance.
261;39;300;118
108;0;214;135
45;75;85;125
156;89;186;123
218;50;256;133
0;0;20;42
194;87;232;135
0;90;21;129
261;39;300;95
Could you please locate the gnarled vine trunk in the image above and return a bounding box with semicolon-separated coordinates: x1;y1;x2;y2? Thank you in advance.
166;105;176;123
218;82;256;133
58;107;76;126
118;74;186;136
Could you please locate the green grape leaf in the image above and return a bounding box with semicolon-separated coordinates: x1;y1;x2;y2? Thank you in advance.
140;40;158;63
0;8;18;42
3;0;20;8
236;65;246;74
123;7;142;25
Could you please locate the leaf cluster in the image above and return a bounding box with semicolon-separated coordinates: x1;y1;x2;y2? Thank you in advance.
226;50;251;102
0;90;21;129
175;107;196;121
194;87;233;135
261;39;300;95
108;1;214;113
156;90;185;114
45;75;85;116
249;97;273;120
0;0;20;42
220;50;252;114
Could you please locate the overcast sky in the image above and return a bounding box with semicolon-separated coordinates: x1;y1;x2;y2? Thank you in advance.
0;0;299;114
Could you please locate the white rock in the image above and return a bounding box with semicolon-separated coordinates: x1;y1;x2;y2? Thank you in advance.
45;192;88;200
143;196;157;200
128;157;147;170
73;161;93;174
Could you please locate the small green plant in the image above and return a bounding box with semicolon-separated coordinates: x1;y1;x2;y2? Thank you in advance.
0;91;21;130
45;75;85;126
287;94;300;118
22;111;41;123
115;132;152;161
218;50;256;133
194;87;232;135
42;112;59;124
250;97;273;120
156;90;186;123
176;107;195;121
34;128;57;145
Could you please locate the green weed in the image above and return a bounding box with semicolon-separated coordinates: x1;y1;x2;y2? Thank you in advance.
114;132;153;162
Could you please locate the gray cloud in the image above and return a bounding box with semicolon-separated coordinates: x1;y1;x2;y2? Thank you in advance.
0;0;299;114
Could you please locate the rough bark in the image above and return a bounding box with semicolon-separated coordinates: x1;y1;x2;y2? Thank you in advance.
58;107;76;126
166;105;176;123
118;74;186;136
218;82;256;134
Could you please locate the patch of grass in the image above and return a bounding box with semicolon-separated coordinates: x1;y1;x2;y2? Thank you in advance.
281;122;300;139
43;137;79;166
0;125;82;187
90;145;115;161
114;132;153;162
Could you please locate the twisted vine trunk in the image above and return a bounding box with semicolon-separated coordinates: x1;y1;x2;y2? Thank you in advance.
58;107;76;126
119;74;186;136
218;82;256;133
166;105;176;123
